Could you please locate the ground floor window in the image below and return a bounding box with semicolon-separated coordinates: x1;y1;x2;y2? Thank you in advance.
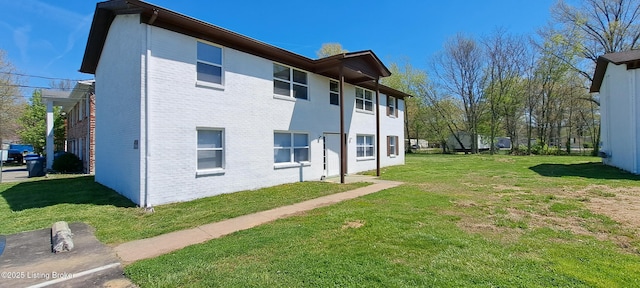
357;135;375;158
197;128;224;170
274;132;309;163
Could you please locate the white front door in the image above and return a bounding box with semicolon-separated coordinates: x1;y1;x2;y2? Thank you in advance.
324;133;340;177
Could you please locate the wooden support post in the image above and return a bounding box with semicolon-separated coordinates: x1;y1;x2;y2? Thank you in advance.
339;65;346;184
375;78;381;177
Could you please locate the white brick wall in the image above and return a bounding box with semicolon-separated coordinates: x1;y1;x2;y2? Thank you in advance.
95;15;144;204
96;17;405;206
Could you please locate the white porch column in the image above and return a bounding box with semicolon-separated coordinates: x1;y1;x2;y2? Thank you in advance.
46;99;54;170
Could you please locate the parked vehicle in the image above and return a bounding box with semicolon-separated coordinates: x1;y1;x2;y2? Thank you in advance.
446;132;491;152
7;144;37;164
6;149;23;163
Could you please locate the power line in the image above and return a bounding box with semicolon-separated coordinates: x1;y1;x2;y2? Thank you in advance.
0;84;94;92
0;71;90;82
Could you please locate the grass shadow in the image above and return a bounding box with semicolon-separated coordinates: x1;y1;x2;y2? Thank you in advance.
1;176;136;211
529;162;640;180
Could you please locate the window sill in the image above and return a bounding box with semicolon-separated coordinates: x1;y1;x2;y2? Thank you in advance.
196;81;224;91
389;155;397;158
196;168;225;177
274;161;311;169
273;95;310;102
356;109;375;115
356;157;375;161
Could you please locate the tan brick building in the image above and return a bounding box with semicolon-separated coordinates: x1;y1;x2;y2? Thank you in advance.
43;80;95;174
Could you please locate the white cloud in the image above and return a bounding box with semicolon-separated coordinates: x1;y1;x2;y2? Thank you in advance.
44;12;92;70
13;25;31;64
8;0;85;28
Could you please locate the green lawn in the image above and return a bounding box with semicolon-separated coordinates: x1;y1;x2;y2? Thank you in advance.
126;154;640;287
0;176;368;244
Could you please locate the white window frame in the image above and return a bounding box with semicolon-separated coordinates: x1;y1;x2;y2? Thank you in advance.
388;96;396;117
356;134;375;160
78;100;84;120
355;87;374;113
196;128;225;175
329;80;339;106
85;94;90;118
196;40;224;89
274;131;311;168
389;136;397;157
273;63;309;101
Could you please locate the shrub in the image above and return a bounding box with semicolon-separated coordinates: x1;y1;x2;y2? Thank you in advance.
511;145;530;155
52;152;83;173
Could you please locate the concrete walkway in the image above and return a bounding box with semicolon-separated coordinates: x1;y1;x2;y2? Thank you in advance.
114;177;402;264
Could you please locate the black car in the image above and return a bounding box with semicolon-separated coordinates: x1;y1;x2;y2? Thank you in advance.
6;149;23;164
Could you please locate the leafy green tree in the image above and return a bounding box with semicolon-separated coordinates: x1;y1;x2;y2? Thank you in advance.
17;90;65;154
423;96;465;153
382;61;429;152
18;90;46;153
482;29;527;154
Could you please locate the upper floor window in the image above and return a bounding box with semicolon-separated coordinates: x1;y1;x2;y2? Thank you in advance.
273;63;308;100
329;80;339;105
356;87;374;112
197;128;224;171
197;41;223;85
387;96;397;117
274;132;309;163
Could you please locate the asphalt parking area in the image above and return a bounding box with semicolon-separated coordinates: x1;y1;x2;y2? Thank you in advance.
0;165;29;183
0;222;135;288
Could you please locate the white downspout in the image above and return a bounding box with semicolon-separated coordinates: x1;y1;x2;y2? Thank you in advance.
142;24;151;209
631;69;637;173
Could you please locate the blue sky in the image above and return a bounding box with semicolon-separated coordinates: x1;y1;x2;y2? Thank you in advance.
0;0;557;97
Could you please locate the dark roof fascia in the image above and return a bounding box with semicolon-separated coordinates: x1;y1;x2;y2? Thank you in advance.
79;1;126;74
344;50;391;77
80;0;410;99
590;50;640;93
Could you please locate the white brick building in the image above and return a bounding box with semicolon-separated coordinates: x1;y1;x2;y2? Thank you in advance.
80;0;410;206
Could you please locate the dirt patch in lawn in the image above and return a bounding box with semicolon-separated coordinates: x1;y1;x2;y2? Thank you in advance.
342;220;365;229
449;184;640;252
577;185;640;232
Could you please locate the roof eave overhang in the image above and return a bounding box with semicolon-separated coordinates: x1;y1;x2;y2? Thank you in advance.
80;0;411;99
590;50;640;93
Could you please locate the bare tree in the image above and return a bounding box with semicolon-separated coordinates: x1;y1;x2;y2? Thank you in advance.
547;0;640;81
316;43;348;58
0;50;25;145
482;29;527;154
433;33;485;153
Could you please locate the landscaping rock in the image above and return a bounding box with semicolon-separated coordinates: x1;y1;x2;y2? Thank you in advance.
52;221;74;253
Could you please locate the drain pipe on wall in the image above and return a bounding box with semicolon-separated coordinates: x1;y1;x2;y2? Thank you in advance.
142;22;153;211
